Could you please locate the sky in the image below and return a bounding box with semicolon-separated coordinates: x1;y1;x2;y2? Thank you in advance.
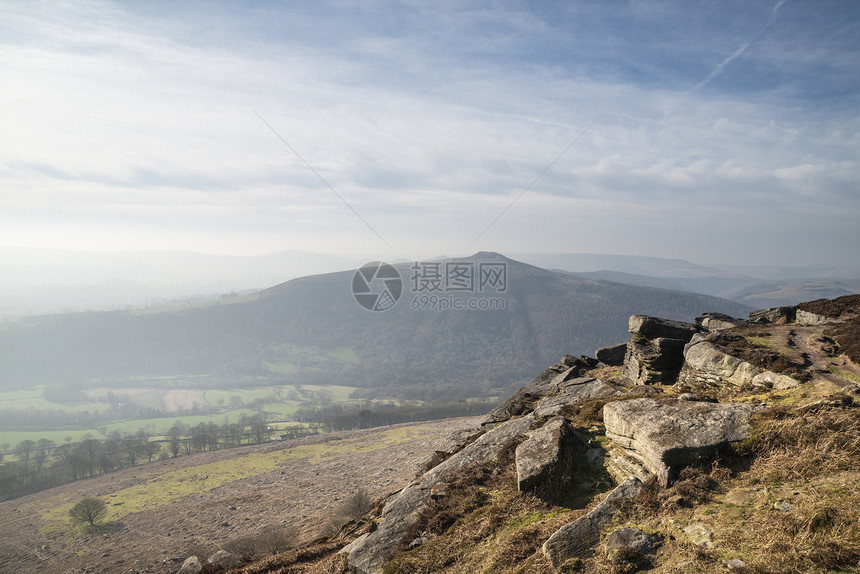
1;0;859;266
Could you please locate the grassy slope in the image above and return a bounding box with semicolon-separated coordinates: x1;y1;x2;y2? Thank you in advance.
22;425;439;537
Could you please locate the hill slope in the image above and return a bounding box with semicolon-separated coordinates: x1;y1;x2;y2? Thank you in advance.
0;417;480;574
0;253;750;400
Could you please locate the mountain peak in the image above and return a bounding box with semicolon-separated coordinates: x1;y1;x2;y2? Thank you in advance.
470;251;513;262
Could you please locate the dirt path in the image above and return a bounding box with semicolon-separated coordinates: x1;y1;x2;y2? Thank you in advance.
772;324;860;389
0;417;481;574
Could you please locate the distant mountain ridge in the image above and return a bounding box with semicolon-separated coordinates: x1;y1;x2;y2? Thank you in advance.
0;253;752;400
513;252;860;307
2;248;857;318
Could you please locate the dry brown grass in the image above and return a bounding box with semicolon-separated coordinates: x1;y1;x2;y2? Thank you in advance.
734;406;860;482
712;405;860;573
797;294;860;319
715;473;860;574
384;467;567;574
825;315;860;365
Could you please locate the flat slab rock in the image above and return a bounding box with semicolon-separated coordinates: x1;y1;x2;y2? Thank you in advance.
628;315;700;340
596;343;627;366
533;377;619;418
604;398;757;486
482;361;578;424
696;312;748;332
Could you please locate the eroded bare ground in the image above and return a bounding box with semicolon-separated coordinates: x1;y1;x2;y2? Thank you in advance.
0;417;481;574
773;324;860;389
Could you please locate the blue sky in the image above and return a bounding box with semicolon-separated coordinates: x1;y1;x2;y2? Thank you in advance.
1;0;858;265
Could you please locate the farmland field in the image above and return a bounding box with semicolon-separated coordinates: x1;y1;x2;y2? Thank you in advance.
0;382;365;450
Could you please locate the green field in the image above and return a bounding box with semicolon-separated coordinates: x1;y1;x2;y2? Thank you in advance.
0;387;110;413
0;383;365;449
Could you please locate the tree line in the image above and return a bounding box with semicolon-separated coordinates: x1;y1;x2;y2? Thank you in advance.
0;414;318;501
1;400;495;502
295;400;496;432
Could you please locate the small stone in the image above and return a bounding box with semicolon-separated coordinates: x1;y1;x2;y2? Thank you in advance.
408;536;428;549
429;483;449;499
773;500;793;512
683;521;713;548
604;527;660;566
176;556;201;574
207;550;238;568
723;558;748;570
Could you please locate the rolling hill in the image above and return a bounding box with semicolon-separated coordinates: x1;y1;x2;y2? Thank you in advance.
0;253;751;400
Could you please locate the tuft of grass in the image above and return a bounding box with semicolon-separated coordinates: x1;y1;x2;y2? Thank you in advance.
733;406;860;482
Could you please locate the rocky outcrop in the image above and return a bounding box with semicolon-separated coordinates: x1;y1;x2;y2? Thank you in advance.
176;556;202;574
532;377;620;418
515;417;575;493
622;315;700;385
680;333;800;389
347;415;536;574
750;306;796;324
696;312;747;331
542;476;642;566
482;355;597;424
749;305;839;326
603;397;757;486
340;306;832;571
596;343;627;366
796;309;829;325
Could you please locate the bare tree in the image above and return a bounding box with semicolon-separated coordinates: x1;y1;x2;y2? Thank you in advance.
342;488;371;522
121;437;142;466
259;526;297;555
69;498;107;527
142;440;161;462
166;425;183;458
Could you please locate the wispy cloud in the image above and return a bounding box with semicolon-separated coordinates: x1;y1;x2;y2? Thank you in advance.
685;0;789;95
685;41;751;94
0;0;857;265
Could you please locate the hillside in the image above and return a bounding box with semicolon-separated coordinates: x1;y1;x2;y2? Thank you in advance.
0;253;750;403
210;295;860;574
0;417;480;574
